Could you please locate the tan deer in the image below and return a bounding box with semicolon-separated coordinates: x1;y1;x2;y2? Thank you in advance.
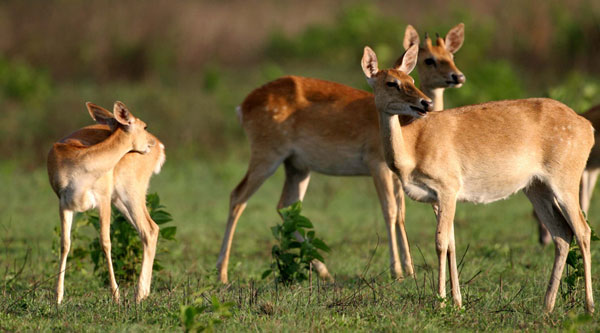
216;24;466;284
403;23;465;111
47;101;165;304
362;45;594;313
536;104;600;245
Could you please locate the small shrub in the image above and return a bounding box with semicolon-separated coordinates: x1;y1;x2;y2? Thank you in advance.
52;193;176;285
262;201;330;284
180;291;233;333
562;217;599;295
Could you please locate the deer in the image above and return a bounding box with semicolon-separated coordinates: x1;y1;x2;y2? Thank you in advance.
47;101;166;304
361;44;594;313
536;104;600;245
403;23;465;111
216;24;466;284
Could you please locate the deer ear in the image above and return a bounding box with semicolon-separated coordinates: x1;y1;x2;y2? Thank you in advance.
86;102;114;125
395;44;418;74
403;25;420;50
361;46;379;82
113;101;134;126
445;23;464;54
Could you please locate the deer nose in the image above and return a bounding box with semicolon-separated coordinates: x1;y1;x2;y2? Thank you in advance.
421;99;433;111
452;73;466;84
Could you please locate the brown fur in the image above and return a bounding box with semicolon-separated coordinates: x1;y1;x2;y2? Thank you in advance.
363;47;595;313
403;23;465;111
47;102;165;304
217;24;466;284
537;104;600;244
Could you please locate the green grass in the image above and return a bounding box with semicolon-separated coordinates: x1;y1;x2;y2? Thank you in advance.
1;158;600;331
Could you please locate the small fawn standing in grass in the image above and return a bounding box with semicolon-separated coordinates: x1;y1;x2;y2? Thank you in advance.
216;24;466;284
362;45;594;313
48;101;165;304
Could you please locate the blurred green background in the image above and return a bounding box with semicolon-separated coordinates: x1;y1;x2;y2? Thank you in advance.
1;0;600;167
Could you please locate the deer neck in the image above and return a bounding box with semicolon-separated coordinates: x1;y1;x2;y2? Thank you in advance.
420;86;445;111
80;127;133;175
378;112;410;174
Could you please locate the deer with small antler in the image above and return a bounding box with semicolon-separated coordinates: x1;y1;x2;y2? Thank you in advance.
361;44;594;313
48;102;165;304
216;24;466;284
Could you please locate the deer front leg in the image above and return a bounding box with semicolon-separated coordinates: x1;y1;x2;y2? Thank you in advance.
435;195;460;308
447;219;462;307
393;175;414;277
98;199;120;303
371;164;404;279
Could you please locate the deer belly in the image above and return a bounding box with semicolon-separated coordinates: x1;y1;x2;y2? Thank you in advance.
403;182;437;203
60;187;97;212
457;175;531;204
292;146;370;176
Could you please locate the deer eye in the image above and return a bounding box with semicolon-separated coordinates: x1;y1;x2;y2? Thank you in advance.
424;58;436;66
386;81;399;89
144;125;148;130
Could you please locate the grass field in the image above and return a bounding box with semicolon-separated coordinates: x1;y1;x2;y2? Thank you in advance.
1;156;599;331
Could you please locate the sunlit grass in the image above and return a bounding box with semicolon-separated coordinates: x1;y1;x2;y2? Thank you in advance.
1;159;599;330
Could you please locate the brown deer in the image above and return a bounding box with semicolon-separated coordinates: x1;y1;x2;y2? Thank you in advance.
362;44;594;313
216;24;466;284
48;102;165;304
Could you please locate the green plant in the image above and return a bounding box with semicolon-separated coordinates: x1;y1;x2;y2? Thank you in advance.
180;291;234;333
563;217;599;294
262;201;330;284
53;193;176;284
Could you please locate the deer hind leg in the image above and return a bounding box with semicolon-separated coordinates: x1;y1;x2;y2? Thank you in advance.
580;169;599;214
217;152;285;283
393;175;414;277
524;183;573;314
276;158;332;281
371;165;403;280
98;197;120;303
553;188;594;314
534;211;552;246
113;194;158;303
56;206;73;304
